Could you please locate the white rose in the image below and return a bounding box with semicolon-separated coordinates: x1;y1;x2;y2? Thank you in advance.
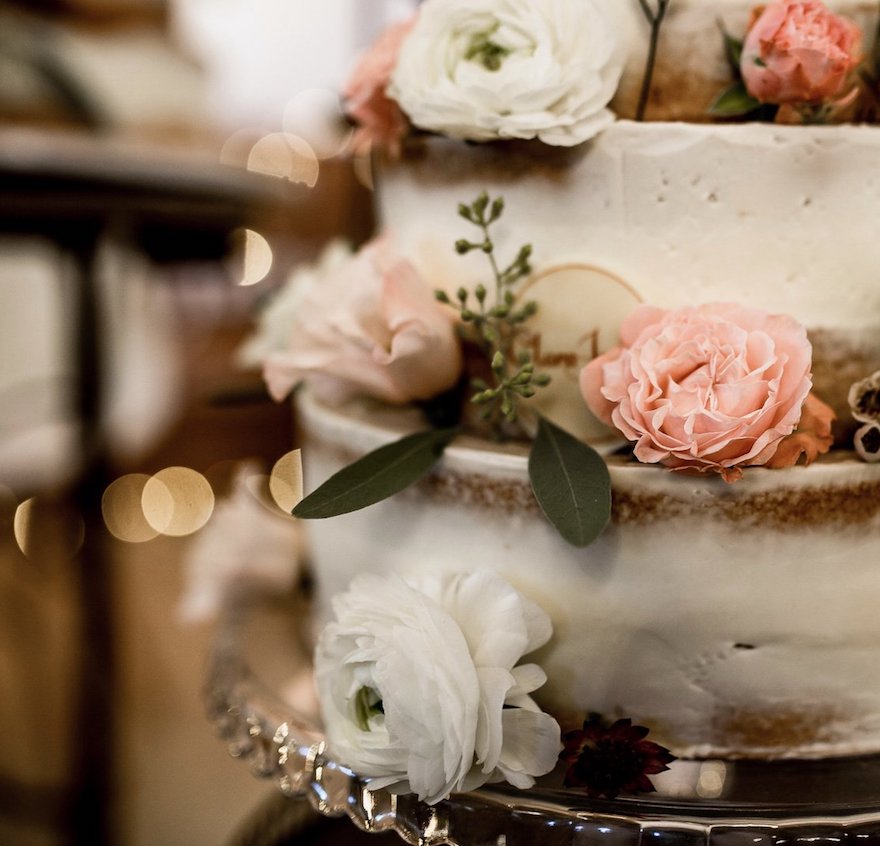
388;0;628;147
315;570;561;804
261;236;462;406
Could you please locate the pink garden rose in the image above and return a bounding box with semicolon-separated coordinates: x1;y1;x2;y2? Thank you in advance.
741;1;861;105
344;18;416;156
263;237;462;406
580;303;832;481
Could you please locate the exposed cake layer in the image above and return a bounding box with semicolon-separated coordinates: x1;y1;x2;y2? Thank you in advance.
378;122;880;439
298;391;880;760
614;1;878;121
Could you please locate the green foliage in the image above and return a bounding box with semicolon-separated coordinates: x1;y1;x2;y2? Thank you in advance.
295;193;613;550
292;427;458;519
528;415;612;548
439;192;550;433
710;22;779;122
708;81;763;117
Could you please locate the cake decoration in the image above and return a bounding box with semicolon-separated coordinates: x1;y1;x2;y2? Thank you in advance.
314;569;561;805
850;369;880;461
634;0;672;120
285;193;612;547
710;1;863;122
343;17;416;157
561;716;675;799
382;0;629;148
437;192;549;434
580;302;834;482
516;264;643;441
240;0;880;786
262;235;462;407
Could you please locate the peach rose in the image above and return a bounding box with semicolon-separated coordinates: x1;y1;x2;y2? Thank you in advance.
344;18;416;156
263;237;462;406
741;1;861;105
580;303;830;482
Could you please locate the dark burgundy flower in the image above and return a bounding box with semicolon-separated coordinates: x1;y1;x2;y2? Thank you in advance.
561;716;676;799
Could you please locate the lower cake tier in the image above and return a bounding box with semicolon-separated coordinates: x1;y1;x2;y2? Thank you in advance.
297;391;880;760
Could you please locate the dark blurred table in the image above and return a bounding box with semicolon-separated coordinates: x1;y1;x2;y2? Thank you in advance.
0;127;306;846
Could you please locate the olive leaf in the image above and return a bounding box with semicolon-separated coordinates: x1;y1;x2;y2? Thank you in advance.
292;428;458;519
528;416;611;548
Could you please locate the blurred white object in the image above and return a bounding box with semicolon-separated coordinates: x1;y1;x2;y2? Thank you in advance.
179;463;305;622
171;0;417;130
0;8;206;132
0;237;183;492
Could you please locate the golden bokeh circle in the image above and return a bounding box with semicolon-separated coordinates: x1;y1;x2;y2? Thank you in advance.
246;132;320;188
233;227;274;287
142;467;215;538
282;87;352;160
269;449;303;514
14;497;84;561
102;474;159;543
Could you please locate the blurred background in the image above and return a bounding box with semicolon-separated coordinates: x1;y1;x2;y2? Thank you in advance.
0;1;416;843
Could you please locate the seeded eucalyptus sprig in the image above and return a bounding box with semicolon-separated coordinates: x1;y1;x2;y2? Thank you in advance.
292;191;611;550
435;192;550;433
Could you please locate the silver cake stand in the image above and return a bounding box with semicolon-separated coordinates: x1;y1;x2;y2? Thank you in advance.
206;584;880;845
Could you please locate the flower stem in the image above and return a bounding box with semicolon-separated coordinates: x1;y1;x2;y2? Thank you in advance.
636;0;670;122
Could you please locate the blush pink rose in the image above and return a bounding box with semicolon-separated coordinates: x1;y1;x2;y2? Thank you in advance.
344;18;416;156
263;237;462;406
580;303;826;482
741;1;861;105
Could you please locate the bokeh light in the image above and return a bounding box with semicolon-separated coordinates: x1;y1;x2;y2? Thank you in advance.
219;127;271;169
269;449;303;514
14;497;84;561
696;762;727;799
102;474;159;543
231;227;274;286
142;467;215;538
282;87;352;160
246;132;320;188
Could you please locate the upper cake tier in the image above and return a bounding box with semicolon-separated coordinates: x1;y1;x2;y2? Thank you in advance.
377;122;880;440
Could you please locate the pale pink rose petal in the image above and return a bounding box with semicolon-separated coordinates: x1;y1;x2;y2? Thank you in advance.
262;236;461;406
579;349;621;427
579;302;817;480
344;18;416;156
765;392;835;468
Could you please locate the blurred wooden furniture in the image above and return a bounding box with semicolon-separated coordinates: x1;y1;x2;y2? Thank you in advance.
0;127;305;845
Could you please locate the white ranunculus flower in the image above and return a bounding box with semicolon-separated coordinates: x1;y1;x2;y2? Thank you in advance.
315;570;561;804
388;0;628;147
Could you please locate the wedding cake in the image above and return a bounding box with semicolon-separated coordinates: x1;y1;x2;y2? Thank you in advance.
259;0;880;804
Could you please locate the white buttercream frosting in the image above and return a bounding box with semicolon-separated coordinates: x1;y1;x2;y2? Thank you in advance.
298;391;880;759
377;121;880;437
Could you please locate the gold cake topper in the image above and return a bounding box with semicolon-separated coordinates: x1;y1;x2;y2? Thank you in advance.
516;263;642;443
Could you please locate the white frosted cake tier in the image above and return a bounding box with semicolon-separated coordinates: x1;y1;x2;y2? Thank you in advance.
377;121;880;438
297;390;880;760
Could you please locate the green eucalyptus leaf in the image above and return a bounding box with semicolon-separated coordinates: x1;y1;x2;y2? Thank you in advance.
528;416;611;548
719;24;744;74
293;428;458;519
708;82;762;117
